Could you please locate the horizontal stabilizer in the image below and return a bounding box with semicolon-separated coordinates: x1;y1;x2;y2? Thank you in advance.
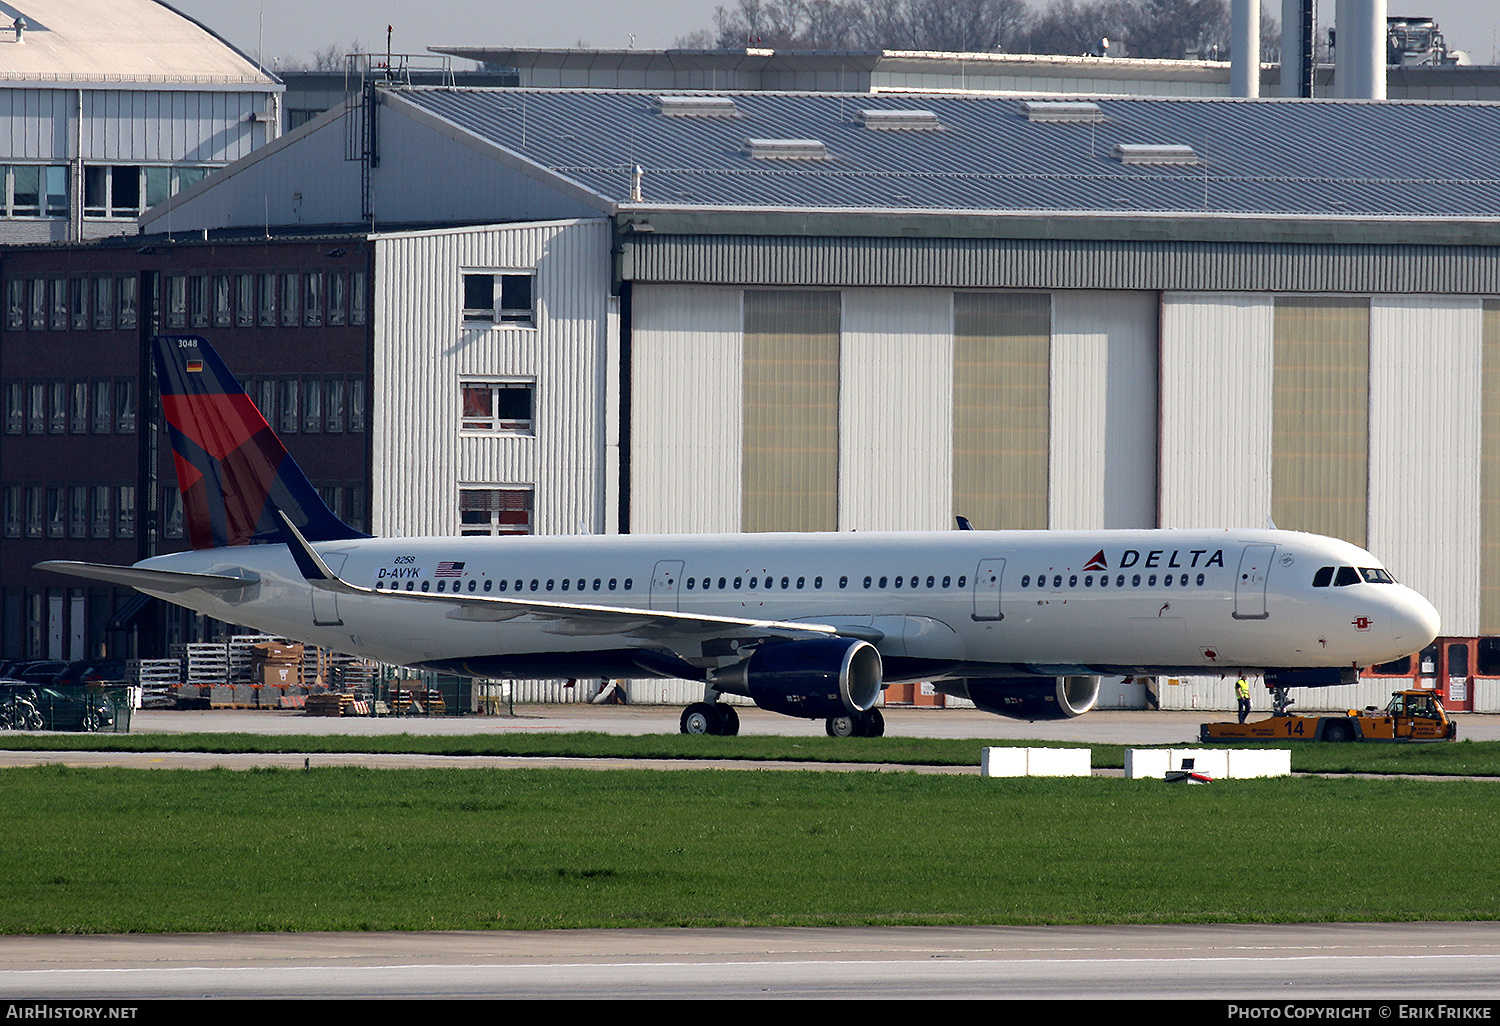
35;560;257;594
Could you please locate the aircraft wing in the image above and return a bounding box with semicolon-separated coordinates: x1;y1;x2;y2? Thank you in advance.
275;513;848;648
35;560;257;594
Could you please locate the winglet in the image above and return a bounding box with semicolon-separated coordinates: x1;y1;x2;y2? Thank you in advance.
276;511;357;592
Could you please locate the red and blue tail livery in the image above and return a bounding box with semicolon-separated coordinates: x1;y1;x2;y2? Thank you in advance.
154;335;365;549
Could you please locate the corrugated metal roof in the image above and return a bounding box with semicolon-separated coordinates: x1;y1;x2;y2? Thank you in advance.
392;87;1500;220
0;0;276;86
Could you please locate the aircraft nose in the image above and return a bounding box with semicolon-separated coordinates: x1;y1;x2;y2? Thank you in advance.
1391;587;1441;650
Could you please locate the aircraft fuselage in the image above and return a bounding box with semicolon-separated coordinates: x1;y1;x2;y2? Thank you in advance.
134;526;1440;683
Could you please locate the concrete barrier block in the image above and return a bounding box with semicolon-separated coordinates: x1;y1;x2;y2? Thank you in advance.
1125;749;1173;779
1226;748;1292;778
1026;747;1091;777
980;747;1029;777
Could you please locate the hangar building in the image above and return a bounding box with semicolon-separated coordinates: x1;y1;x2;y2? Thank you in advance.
8;81;1500;713
0;0;281;245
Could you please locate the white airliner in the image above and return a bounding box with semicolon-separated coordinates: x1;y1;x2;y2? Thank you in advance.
38;336;1442;737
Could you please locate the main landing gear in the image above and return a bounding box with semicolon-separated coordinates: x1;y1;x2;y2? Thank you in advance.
679;702;741;736
678;703;885;737
825;708;884;737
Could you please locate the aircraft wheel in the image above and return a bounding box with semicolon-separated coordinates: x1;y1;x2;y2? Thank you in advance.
714;704;740;736
680;703;720;735
826;715;857;738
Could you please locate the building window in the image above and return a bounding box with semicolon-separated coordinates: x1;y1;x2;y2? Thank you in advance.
462;272;535;327
461;381;534;434
328;273;347;326
48;382;66;433
236;274;254;328
349;271;366;326
115;379;136;434
4;382;21;434
116;486;135;538
92;276;114;330
164;274;187;329
304;272;323;327
5;279;23;329
49;278;67;330
70;382;88;434
118;277;138;330
280;273;299;326
348;378;366;432
4;165;67;218
460;488;532;536
2;485;19;539
69;279;88;330
91;381;112;434
215;274;235;328
189;276;209;328
257;273;277;326
26;383;44;434
28;279;46;330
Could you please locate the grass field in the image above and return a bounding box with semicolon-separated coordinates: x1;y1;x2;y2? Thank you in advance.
2;729;1499;776
2;764;1498;934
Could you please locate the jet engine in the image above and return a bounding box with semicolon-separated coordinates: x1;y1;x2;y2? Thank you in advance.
709;637;884;719
942;674;1100;721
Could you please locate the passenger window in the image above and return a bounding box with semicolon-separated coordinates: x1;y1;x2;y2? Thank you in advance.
421;581;430;592
1313;566;1334;588
609;579;617;590
942;576;951;587
839;576;847;588
1022;575;1031;587
485;580;493;592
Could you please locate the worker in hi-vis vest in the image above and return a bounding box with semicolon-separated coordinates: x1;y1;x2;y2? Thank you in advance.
1236;675;1251;723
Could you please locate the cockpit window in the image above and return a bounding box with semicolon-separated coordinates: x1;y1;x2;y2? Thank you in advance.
1359;567;1394;584
1334;566;1362;587
1312;566;1334;588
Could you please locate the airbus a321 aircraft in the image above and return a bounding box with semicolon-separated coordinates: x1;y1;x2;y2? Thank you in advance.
39;335;1442;737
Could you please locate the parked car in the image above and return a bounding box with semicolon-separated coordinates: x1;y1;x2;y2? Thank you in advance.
3;660;69;684
27;685;114;732
53;660;130;687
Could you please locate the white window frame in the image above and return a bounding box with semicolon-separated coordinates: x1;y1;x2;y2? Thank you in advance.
461;271;536;328
459;486;534;537
460;379;535;435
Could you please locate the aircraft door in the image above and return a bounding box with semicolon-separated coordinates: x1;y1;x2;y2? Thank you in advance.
1233;544;1275;620
311;553;347;626
651;560;684;612
972;558;1006;621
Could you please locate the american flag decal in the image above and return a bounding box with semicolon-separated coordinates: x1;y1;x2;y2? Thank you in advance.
435;561;466;577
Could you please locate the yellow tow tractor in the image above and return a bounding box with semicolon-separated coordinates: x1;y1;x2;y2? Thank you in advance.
1201;689;1458;743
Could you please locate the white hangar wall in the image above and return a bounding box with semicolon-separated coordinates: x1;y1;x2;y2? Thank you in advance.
370;219;614;541
629;283;1161;537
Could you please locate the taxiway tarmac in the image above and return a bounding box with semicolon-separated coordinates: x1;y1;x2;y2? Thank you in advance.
2;922;1499;999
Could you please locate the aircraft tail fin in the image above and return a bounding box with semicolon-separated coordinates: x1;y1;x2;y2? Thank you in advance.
153;334;367;550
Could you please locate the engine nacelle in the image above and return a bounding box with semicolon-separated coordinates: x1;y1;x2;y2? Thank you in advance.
943;674;1100;721
710;638;884;720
